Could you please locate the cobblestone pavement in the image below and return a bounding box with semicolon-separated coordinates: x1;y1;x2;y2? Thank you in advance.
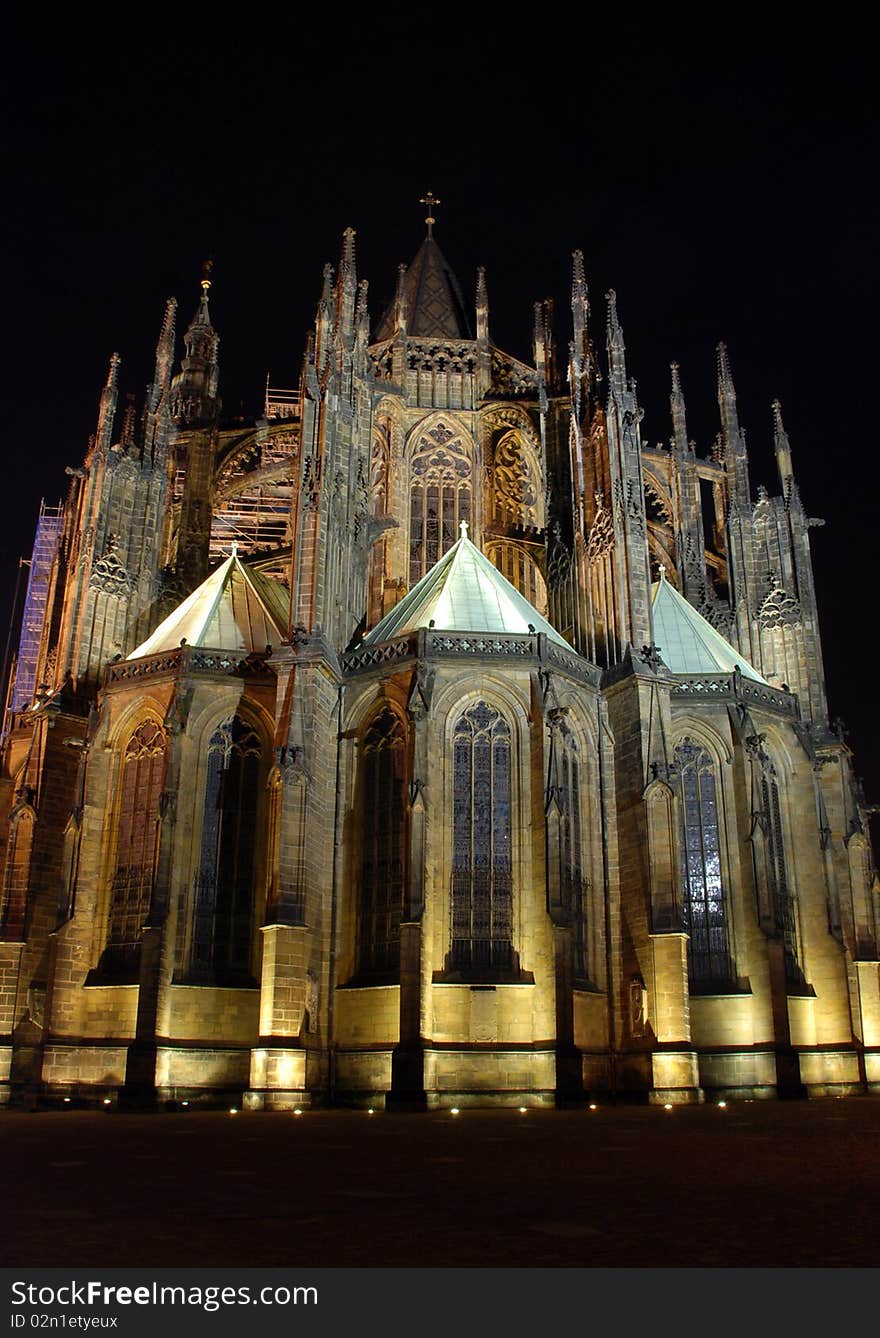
3;1098;879;1267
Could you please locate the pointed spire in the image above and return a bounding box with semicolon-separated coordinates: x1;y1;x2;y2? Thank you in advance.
476;266;489;344
393;263;408;334
338;228;357;338
95;352;120;452
147;297;177;415
716;342;740;437
606;289;627;394
533;301;547;385
571;250;589;356
772;398;795;494
319;262;334;313
170;267;220;426
716;343;750;506
355;278;370;360
670;361;691;455
341;227;356;279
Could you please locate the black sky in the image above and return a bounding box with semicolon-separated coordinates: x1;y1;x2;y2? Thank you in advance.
3;13;878;805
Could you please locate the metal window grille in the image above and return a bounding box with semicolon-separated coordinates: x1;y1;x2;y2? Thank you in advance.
675;738;735;989
450;701;513;971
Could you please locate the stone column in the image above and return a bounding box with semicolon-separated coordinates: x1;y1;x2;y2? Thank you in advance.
387;668;431;1111
545;708;584;1107
121;776;178;1109
245;923;310;1110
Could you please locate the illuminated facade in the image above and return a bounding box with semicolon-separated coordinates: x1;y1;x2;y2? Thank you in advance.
1;217;878;1110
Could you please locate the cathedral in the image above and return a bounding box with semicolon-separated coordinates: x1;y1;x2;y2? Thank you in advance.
1;204;878;1111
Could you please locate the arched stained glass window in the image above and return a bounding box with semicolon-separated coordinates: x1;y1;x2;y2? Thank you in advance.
106;720;168;975
450;701;513;973
357;707;407;979
191;716;262;984
409;424;473;587
675;738;734;990
1;806;34;941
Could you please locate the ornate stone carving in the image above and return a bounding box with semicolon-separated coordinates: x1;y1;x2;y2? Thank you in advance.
89;535;130;594
547;520;573;589
758;574;801;628
493;432;538;521
586;496;614;563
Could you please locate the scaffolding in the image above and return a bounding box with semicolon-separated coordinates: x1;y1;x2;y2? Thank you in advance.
9;501;63;713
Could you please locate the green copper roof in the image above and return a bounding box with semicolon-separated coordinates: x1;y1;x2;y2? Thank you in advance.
362;526;569;648
128;551;287;658
651;572;765;682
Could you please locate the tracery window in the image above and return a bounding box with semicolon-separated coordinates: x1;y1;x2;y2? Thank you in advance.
106;720;168;975
1;806;34;941
357;707;407;979
409;423;472;586
450;701;514;973
492;431;539;527
675;738;734;989
559;732;589;982
191;716;262;984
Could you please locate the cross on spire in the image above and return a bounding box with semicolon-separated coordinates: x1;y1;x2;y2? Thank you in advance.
420;191;441;238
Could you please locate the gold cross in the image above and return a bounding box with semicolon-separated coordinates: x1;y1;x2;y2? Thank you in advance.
420;191;441;238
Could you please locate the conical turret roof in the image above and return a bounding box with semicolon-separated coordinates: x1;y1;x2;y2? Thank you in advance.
374;236;472;341
362;526;569;648
651;572;765;681
128;552;287;658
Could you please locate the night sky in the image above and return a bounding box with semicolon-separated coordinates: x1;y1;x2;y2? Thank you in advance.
3;15;878;809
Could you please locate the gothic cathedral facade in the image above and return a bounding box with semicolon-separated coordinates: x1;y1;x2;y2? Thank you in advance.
1;220;878;1110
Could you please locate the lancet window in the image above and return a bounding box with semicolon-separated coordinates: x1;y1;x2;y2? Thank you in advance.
191;716;262;984
357;707;408;979
409;424;472;586
106;720;168;975
450;701;514;973
675;738;734;989
1;805;34;940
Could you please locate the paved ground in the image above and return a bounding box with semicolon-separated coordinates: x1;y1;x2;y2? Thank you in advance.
3;1098;880;1268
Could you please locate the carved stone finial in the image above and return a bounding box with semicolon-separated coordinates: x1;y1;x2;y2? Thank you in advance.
459;519;469;539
